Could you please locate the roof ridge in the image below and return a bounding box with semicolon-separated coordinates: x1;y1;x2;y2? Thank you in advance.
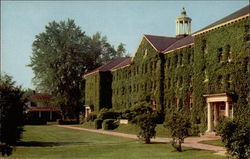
144;34;177;39
162;35;193;52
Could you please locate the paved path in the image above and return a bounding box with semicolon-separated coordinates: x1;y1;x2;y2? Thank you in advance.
56;125;226;155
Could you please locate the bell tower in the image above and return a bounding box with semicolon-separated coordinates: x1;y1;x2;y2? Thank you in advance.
176;7;192;37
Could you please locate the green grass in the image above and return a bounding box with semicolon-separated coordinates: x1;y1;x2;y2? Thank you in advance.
7;125;226;159
199;139;224;147
80;122;171;137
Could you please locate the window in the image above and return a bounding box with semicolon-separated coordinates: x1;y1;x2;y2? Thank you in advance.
202;40;208;54
143;49;148;58
187;53;191;64
226;45;232;62
179;53;183;66
189;75;193;87
168;78;171;89
174;55;178;67
203;67;208;82
179;76;183;88
167;58;171;68
218;48;223;62
217;75;223;89
226;74;232;89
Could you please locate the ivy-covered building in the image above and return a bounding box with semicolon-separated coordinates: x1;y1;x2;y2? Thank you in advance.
84;6;249;133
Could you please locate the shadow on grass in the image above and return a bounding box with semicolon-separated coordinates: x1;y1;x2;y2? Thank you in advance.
17;141;88;147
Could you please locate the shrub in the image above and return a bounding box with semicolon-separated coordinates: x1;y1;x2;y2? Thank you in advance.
25;112;47;125
164;108;191;152
97;108;121;120
216;118;250;159
94;119;103;129
130;102;157;144
86;112;97;122
0;74;25;157
102;119;119;130
57;119;78;125
79;112;85;124
121;109;133;120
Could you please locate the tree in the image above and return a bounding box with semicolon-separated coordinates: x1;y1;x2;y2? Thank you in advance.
216;118;250;159
164;108;191;152
28;19;127;120
130;102;157;144
0;74;25;157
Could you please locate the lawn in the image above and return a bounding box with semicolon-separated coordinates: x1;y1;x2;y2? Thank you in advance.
81;122;171;137
199;139;224;147
7;125;226;159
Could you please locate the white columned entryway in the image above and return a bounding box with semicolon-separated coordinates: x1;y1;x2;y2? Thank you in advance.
203;93;232;133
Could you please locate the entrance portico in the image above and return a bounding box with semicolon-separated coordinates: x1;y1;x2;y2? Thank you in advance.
203;93;233;132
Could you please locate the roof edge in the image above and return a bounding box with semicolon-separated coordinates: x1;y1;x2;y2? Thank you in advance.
163;43;194;54
193;14;249;36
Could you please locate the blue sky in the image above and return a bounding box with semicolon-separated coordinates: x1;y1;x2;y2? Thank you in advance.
1;1;249;89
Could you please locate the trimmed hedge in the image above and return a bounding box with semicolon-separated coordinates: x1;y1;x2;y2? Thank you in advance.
102;119;119;130
57;119;78;125
97;108;121;120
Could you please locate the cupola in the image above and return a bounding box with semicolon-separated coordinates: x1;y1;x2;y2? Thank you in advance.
176;7;192;37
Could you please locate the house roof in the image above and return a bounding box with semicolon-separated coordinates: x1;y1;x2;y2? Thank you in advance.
144;35;181;52
163;35;194;53
111;57;132;70
27;108;60;112
84;57;132;77
194;5;249;36
28;93;51;102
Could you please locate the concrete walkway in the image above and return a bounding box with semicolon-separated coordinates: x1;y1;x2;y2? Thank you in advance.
56;125;226;155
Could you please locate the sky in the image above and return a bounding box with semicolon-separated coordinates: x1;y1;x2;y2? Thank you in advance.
1;0;249;89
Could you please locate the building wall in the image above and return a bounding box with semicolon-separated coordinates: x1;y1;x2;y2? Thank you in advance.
163;45;194;110
112;38;163;111
191;17;250;131
84;17;249;132
85;73;101;111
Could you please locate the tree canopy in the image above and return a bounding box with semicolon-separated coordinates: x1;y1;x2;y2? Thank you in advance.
0;74;25;157
28;19;127;119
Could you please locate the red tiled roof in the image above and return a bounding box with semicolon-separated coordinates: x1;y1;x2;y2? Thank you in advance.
164;35;194;52
194;5;249;35
84;57;131;77
144;35;181;52
111;57;132;70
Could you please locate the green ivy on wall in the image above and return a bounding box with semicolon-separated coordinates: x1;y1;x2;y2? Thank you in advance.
192;18;250;132
112;37;163;111
85;17;249;134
